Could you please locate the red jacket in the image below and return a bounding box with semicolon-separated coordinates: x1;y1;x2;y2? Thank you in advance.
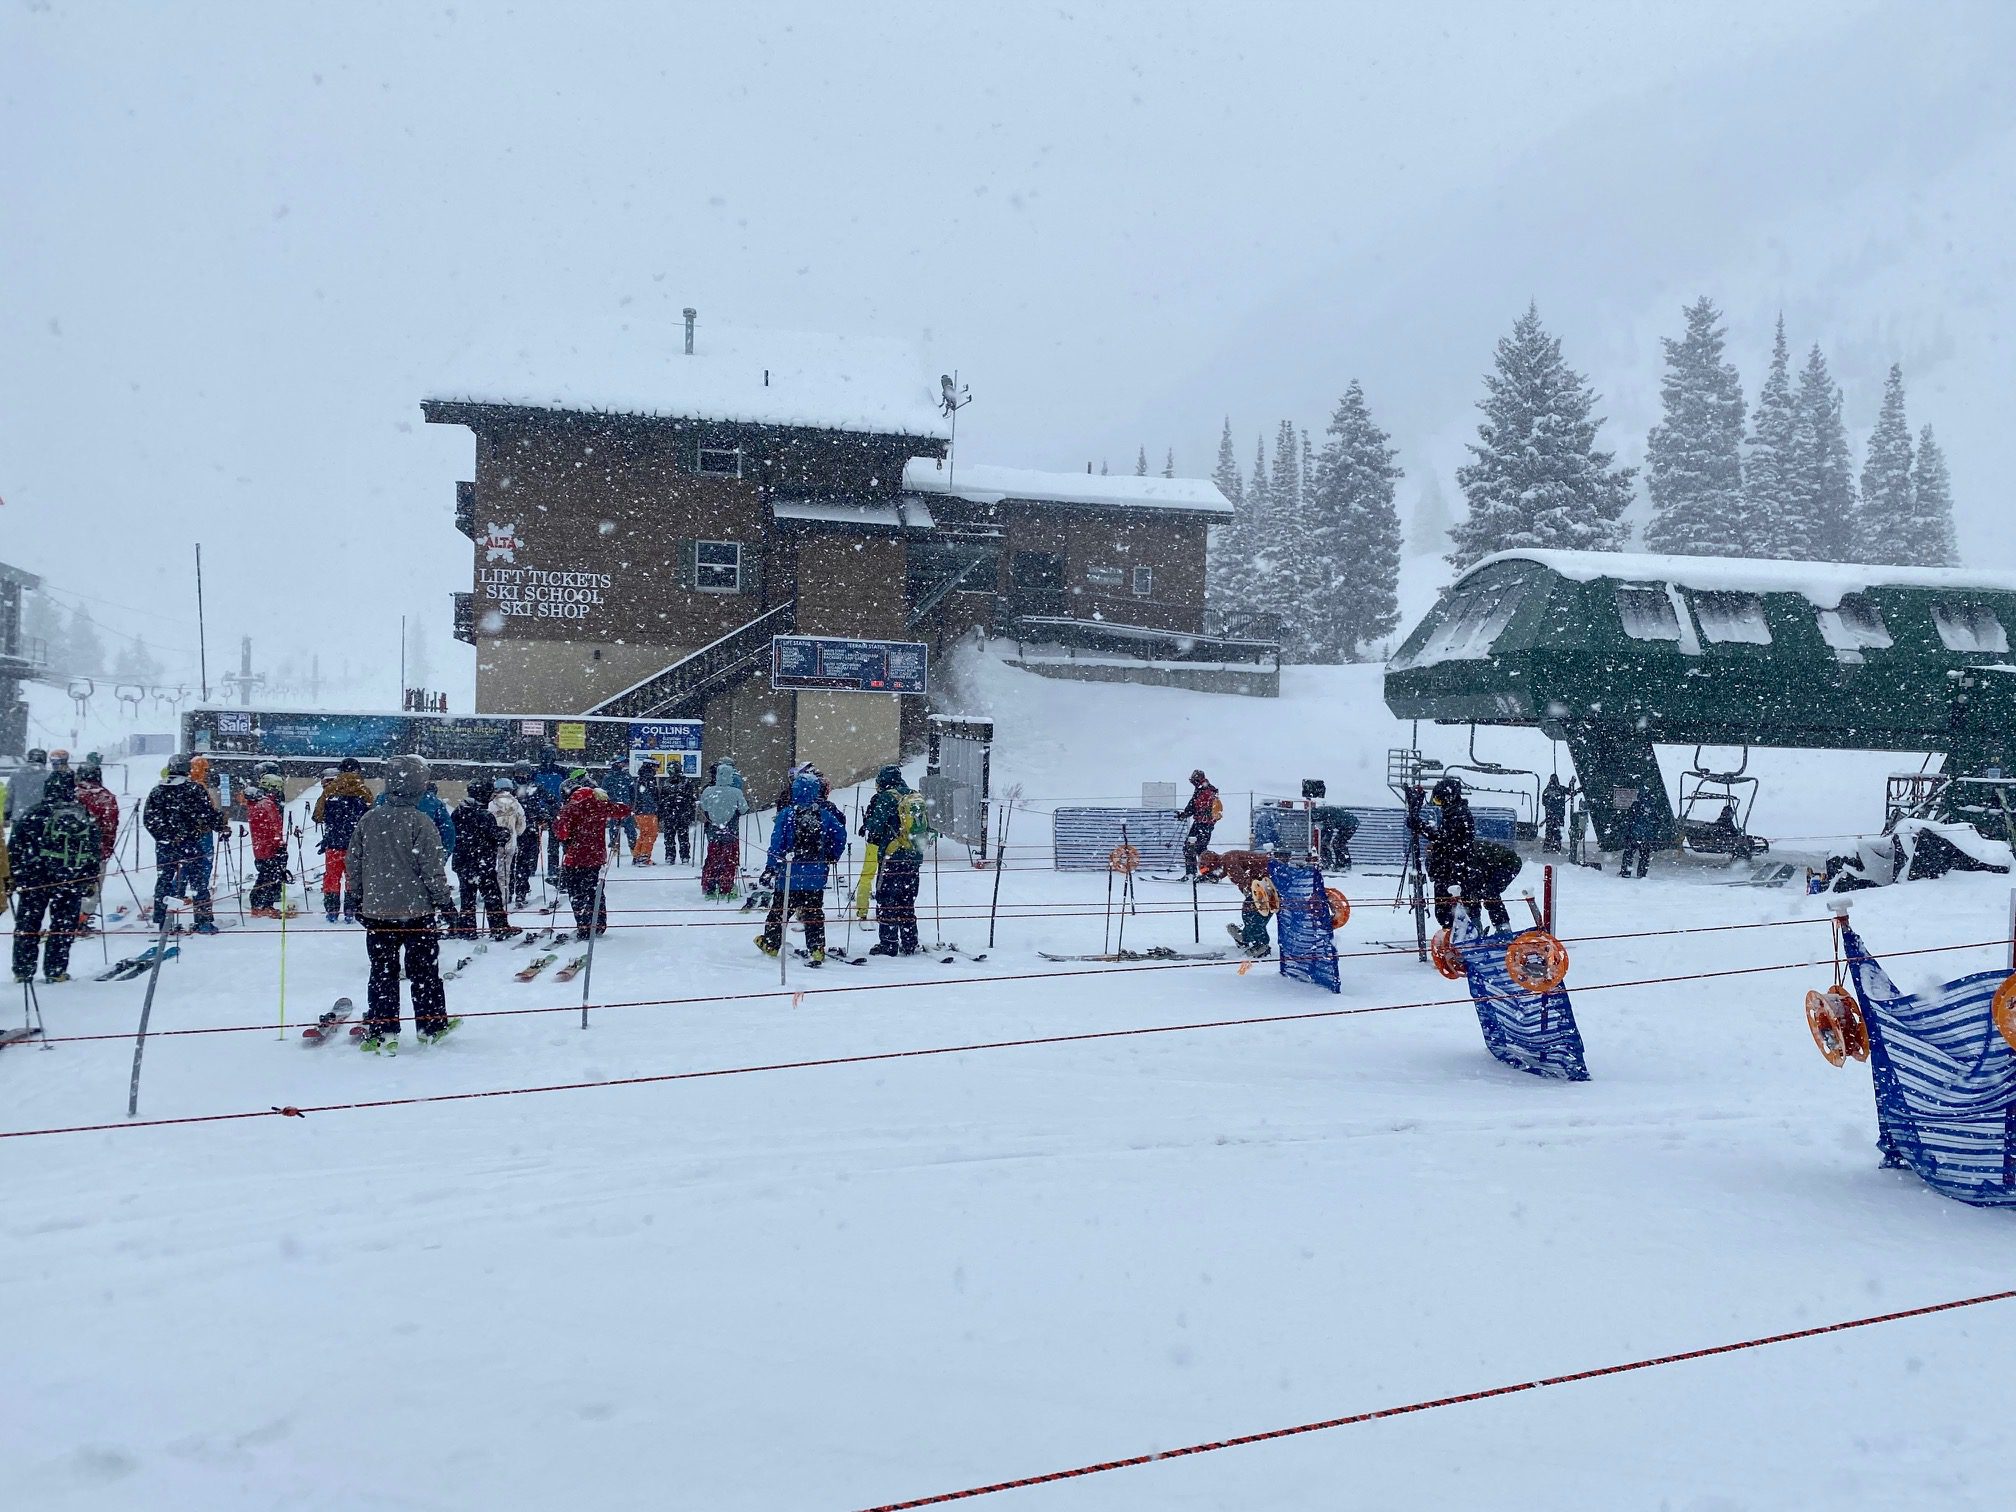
552;788;631;869
246;793;286;861
77;781;120;859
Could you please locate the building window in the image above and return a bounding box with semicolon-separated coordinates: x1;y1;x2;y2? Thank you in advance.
1692;590;1772;645
1132;565;1153;597
696;446;743;478
695;540;742;592
1815;596;1892;662
1615;586;1681;642
1931;600;2009;653
1086;565;1124;589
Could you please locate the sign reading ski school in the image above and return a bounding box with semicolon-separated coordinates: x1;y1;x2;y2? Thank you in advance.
476;529;612;624
770;635;929;695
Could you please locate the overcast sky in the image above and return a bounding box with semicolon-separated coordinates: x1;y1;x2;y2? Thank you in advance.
5;0;2012;704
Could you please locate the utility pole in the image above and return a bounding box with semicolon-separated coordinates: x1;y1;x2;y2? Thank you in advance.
310;653;320;703
194;543;209;702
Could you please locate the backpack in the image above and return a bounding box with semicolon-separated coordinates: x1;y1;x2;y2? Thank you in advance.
39;802;101;879
888;790;929;854
791;803;848;866
1208;793;1224;823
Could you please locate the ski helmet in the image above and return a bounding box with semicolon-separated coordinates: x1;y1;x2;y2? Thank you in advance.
1430;776;1465;806
511;762;534;783
165;754;193;778
78;760;103;783
1189;769;1207;785
467;775;495;800
338;756;363;774
48;748;71;767
25;747;46;766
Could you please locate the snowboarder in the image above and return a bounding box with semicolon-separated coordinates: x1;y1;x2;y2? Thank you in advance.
660;761;698;865
73;757;120;932
511;763;554;906
488;777;527;909
698;760;750;899
859;764;925;956
551;779;630;939
449;777;517;940
347;755;458;1049
8;769;102;982
143;755;231;933
629;758;662;864
1619;789;1661;879
244;774;290;917
756;769;846;964
1542;776;1570;854
312;759;373;923
7;748;51;816
1174;769;1221;879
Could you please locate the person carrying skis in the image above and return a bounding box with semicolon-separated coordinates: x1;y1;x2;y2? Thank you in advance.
1174;768;1221;879
143;755;231;934
510;763;554;906
73;757;120;933
8;769;103;983
859;764;926;956
488;777;527;911
551;779;630;939
756;768;847;964
312;758;374;923
660;761;698;865
244;774;290;918
697;760;750;899
447;777;515;940
347;755;459;1050
1541;775;1570;855
629;758;662;864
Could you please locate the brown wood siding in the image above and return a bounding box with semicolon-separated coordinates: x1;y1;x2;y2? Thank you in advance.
1004;507;1210;632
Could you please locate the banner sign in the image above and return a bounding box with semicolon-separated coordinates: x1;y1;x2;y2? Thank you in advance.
183;708;640;769
628;719;704;776
771;635;928;694
1269;859;1341;995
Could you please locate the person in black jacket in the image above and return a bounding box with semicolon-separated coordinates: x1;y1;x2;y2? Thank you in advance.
448;777;516;940
1419;776;1519;931
511;763;554;906
9;770;104;982
659;762;698;865
143;754;231;933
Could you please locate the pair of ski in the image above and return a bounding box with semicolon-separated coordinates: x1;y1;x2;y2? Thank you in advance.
95;944;181;981
791;948;991;967
1037;946;1232;963
299;999;464;1050
516;940;589;983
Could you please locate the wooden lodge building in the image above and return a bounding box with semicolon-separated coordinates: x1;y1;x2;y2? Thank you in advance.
423;317;1264;795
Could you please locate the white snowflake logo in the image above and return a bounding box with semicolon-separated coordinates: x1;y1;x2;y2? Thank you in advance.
482;523;521;563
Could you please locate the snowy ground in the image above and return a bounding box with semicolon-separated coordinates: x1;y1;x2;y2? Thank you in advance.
8;654;2015;1510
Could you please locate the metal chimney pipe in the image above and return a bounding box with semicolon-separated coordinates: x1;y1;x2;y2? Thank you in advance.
682;308;697;355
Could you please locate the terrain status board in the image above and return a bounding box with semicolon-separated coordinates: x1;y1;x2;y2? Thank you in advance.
770;635;929;695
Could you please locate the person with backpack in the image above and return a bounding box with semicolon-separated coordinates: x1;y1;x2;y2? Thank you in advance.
551;780;631;939
143;755;231;934
697;760;750;899
8;769;103;982
312;758;374;924
348;755;459;1050
533;746;568;875
629;758;662;865
1175;768;1222;880
858;764;926;956
448;777;516;940
488;777;527;909
73;757;120;933
660;762;698;865
756;768;847;964
244;774;290;918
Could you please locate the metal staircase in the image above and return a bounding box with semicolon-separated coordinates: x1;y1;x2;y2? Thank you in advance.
588;601;795;720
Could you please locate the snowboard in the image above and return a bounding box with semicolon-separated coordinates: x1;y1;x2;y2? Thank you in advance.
300;997;356;1044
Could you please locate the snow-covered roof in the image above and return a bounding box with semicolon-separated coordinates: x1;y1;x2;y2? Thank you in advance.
426;319;949;440
902;459;1232;516
1460;550;2016;607
770;497;936;531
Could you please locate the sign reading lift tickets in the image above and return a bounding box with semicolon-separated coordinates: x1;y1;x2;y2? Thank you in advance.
770;635;929;694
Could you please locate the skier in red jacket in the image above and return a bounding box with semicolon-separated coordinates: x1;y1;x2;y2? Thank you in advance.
245;774;290;918
1174;769;1222;880
73;756;120;933
551;779;631;939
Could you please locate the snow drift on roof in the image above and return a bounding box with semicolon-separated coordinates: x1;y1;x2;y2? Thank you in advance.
902;459;1232;515
428;317;949;440
1461;549;2016;607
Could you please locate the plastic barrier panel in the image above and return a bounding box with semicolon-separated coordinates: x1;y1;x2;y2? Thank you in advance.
1454;912;1590;1081
1270;860;1340;994
1051;808;1187;872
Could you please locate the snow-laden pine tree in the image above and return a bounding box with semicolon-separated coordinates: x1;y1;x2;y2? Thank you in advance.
1134;446;1148;476
1644;297;1747;556
1248;433;1273;580
1303;381;1403;661
1162;448;1174;479
1448;305;1634;568
1266;421;1307;651
1856;365;1915;564
1743;316;1797;557
1206;420;1250;613
1212;419;1241;506
1912;426;1959;567
1787;346;1857;561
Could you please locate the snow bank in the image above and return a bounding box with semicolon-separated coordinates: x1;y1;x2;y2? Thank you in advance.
903;458;1232;516
1460;548;2016;607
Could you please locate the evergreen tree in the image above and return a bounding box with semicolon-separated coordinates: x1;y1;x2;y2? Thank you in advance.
111;634;162;682
1266;421;1305;647
1787;345;1857;561
1856;364;1915;564
1304;381;1403;661
1248;434;1272;571
1449;304;1634;568
1911;426;1959;567
1134;445;1149;476
66;605;106;675
1743;315;1798;557
1211;418;1241;507
1162;447;1174;479
1644;297;1747;556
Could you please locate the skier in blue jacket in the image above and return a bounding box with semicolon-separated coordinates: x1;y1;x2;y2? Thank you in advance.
755;769;847;964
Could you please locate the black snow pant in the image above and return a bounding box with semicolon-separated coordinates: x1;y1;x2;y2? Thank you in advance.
452;859;510;939
361;915;447;1036
513;829;543;904
1542;814;1564;854
1183;822;1215;878
1619;840;1651;878
1317;825;1352;872
12;879;89;980
874;850;922;954
664;814;694;865
561;865;607;938
761;887;826;956
249;854;287;911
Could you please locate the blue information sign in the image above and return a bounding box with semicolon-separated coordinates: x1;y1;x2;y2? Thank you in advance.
628;719;705;776
770;635;929;694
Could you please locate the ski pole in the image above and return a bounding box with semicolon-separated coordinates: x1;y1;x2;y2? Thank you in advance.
986;794;1014;950
779;844;794;988
277;878;288;1039
580;863;607;1030
127;908;177;1118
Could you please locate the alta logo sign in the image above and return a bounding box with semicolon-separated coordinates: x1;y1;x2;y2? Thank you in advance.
481;524;522;563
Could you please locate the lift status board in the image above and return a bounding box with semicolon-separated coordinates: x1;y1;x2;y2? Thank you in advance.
769;635;929;694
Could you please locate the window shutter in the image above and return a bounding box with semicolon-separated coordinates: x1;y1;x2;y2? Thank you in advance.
675;539;696;590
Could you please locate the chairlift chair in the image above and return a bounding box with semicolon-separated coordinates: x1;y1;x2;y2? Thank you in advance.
1677;745;1768;860
1437;724;1544;839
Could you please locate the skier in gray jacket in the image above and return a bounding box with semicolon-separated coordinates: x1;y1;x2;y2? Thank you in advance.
347;754;458;1048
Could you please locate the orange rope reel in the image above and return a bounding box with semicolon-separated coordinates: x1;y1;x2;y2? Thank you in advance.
1504;930;1570;994
1805;988;1849;1067
1324;888;1350;930
1107;844;1140;875
1992;975;2016;1054
1429;928;1465;981
1806;916;1868;1065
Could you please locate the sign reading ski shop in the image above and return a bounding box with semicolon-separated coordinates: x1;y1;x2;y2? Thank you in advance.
770;635;929;695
